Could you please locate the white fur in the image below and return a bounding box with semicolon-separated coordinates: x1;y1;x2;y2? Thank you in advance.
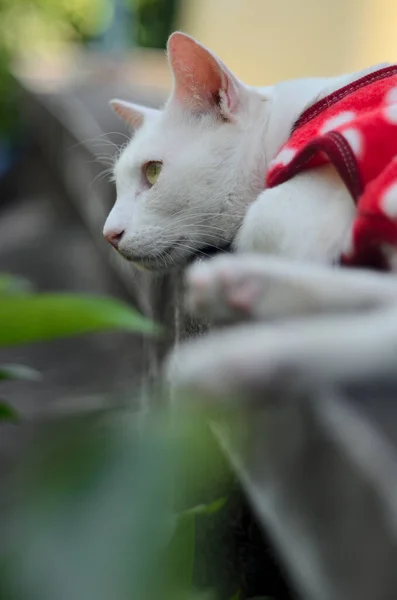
235;165;355;263
185;253;397;322
166;305;397;402
164;253;397;396
104;32;388;271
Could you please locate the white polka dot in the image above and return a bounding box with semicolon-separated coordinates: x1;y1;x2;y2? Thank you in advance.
382;182;397;218
272;147;296;166
320;111;356;134
342;128;363;157
385;86;397;105
384;103;397;124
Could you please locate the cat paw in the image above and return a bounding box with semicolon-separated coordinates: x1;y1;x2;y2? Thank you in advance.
186;253;397;322
186;255;266;321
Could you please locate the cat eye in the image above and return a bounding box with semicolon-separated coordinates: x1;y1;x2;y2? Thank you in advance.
144;161;162;186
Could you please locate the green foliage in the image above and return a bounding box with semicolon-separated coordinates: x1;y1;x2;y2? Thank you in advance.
0;0;112;50
163;498;227;596
0;273;158;417
0;47;19;137
0;271;159;348
0;0;179;137
131;0;177;49
181;498;227;519
0;273;270;599
0;364;42;381
0;273;35;295
0;400;19;421
0;274;223;598
0;0;112;138
0;411;227;600
0;292;159;347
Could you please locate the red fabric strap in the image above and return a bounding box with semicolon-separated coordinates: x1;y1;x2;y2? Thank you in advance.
266;65;397;270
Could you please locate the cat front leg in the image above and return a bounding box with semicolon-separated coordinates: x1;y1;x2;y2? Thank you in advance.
186;254;397;322
166;306;397;405
235;165;355;264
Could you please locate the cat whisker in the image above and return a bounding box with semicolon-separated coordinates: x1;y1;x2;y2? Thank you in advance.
89;156;116;168
157;228;234;245
90;166;115;188
171;240;231;260
159;210;245;229
69;132;130;152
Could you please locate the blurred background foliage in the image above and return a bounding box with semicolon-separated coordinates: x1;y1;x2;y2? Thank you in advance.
0;0;177;138
130;0;177;48
0;408;229;600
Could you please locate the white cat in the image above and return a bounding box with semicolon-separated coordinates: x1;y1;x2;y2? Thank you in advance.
104;31;397;398
104;31;387;271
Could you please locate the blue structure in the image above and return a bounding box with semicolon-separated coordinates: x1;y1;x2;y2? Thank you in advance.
95;0;134;54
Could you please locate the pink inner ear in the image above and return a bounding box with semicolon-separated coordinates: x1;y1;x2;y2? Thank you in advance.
168;33;236;115
110;100;151;129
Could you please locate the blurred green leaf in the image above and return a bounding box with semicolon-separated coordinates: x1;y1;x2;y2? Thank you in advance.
159;498;227;597
0;364;42;382
182;594;216;600
0;293;159;346
131;0;177;49
180;498;227;520
230;595;274;600
164;510;196;594
0;413;174;600
0;274;34;296
0;411;224;600
182;592;216;600
164;498;227;595
0;400;19;421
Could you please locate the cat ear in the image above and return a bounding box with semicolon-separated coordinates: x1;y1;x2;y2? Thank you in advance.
110;100;159;130
167;32;245;120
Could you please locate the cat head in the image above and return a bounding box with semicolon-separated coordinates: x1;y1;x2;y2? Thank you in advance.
103;32;270;271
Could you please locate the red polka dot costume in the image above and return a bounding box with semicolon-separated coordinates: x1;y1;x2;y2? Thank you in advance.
266;65;397;270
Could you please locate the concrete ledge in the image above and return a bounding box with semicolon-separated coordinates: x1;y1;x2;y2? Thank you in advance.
213;386;397;600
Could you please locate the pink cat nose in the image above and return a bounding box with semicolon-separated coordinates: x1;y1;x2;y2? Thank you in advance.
104;228;124;249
